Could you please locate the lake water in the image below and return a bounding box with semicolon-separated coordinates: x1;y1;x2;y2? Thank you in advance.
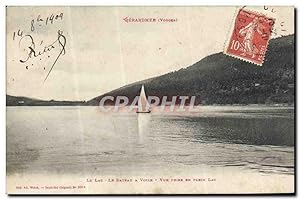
7;106;294;178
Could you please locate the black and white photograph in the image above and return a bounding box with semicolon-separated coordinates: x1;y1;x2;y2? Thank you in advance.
5;5;295;194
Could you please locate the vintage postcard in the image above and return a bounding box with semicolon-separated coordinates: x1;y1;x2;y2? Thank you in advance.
6;6;295;194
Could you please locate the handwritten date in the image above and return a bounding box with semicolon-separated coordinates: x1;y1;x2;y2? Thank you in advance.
31;12;63;32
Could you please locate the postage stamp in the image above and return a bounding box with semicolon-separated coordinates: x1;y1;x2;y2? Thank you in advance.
224;9;275;66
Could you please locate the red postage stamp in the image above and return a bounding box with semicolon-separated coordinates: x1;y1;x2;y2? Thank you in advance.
224;9;275;66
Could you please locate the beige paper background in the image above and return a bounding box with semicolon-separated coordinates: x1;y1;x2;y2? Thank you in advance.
6;6;294;101
6;6;295;194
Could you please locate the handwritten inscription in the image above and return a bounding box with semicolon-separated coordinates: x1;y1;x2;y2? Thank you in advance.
12;12;66;82
31;13;64;32
18;30;66;81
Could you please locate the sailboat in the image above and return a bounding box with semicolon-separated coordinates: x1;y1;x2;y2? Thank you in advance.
137;85;151;113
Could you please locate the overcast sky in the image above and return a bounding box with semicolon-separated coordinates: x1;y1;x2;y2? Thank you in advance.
6;6;294;100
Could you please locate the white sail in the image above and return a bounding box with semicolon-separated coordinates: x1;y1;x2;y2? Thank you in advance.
137;85;150;113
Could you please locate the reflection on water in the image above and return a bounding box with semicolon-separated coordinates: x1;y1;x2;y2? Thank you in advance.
168;116;294;146
6;106;294;176
137;113;151;143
